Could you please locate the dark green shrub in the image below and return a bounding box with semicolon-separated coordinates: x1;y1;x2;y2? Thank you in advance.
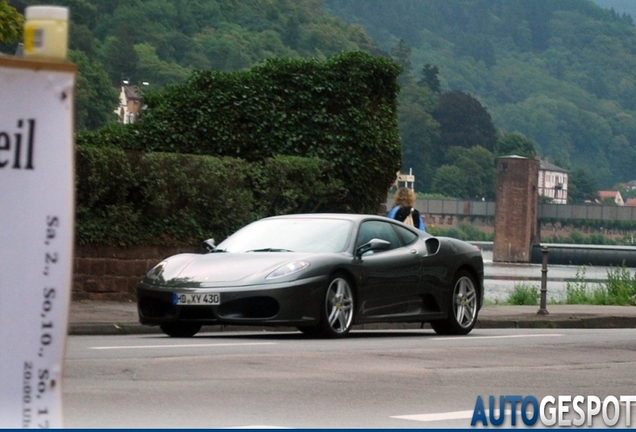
137;153;256;245
78;51;402;214
75;146;141;246
75;147;350;246
253;156;346;217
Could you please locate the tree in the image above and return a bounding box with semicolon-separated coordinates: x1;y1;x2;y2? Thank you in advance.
390;39;411;84
398;82;440;192
69;50;120;131
454;34;496;67
495;131;537;158
568;168;598;203
433;90;498;161
443;145;497;199
100;33;139;85
418;63;441;93
70;23;97;56
134;43;191;87
0;0;23;44
432;165;469;198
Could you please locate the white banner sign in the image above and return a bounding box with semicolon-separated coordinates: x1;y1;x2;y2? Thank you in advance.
0;57;76;428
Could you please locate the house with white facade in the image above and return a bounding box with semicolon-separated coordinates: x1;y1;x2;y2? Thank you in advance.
114;84;142;124
538;160;568;204
598;190;624;205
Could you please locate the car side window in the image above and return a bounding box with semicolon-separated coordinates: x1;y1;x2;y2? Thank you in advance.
393;224;419;245
356;221;403;250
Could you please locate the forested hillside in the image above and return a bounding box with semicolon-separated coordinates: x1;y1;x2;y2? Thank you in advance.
592;0;636;20
325;0;636;189
3;0;379;130
3;0;636;196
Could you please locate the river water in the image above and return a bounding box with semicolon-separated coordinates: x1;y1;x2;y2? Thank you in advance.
481;251;632;303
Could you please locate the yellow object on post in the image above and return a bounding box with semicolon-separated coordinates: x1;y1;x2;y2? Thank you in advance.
23;6;69;62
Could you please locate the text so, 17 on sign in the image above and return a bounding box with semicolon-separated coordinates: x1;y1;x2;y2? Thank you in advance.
0;57;76;427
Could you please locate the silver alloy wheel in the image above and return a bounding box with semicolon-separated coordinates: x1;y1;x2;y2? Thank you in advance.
453;275;478;328
325;276;354;333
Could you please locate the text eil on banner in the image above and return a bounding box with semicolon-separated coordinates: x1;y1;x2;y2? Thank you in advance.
0;57;76;428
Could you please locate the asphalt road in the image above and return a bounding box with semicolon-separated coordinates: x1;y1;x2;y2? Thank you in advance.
62;328;636;428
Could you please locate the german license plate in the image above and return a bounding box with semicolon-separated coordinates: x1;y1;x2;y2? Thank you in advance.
172;293;220;305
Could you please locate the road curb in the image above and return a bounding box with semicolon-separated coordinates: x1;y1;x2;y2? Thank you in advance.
476;316;636;329
68;316;636;336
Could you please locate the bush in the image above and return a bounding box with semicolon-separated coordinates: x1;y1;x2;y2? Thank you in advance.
253;156;346;217
426;223;493;241
507;284;539;305
77;51;402;214
137;153;256;244
565;267;590;304
603;266;636;305
75;147;347;246
75;146;141;246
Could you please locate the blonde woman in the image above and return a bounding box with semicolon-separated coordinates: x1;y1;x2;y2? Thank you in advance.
387;187;426;231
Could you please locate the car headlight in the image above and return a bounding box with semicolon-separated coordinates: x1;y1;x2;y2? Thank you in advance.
146;262;165;280
266;261;310;279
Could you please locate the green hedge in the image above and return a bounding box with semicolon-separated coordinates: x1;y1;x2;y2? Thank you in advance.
75;147;344;246
77;51;402;215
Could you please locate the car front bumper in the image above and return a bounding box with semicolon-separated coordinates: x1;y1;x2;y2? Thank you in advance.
137;275;328;327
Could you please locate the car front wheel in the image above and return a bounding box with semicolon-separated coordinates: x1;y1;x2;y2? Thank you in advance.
160;322;202;337
431;270;479;335
304;273;355;338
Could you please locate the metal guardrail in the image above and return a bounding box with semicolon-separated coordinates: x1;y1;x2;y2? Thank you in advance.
540;203;636;221
471;241;636;267
412;199;636;221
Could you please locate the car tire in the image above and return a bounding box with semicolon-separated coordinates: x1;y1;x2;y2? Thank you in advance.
314;273;355;338
431;270;479;336
160;322;202;338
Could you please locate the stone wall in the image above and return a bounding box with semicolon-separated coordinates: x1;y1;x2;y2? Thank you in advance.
73;245;198;301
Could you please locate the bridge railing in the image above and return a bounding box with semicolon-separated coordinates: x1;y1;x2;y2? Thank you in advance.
406;199;636;221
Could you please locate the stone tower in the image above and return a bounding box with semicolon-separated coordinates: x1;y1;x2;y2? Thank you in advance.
493;156;540;263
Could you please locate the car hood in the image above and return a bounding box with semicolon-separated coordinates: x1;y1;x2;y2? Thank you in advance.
148;252;313;286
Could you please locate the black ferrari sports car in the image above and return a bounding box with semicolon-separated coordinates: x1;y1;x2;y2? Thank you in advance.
137;213;484;338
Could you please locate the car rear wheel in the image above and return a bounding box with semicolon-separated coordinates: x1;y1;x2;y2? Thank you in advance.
431;270;479;335
160;322;202;337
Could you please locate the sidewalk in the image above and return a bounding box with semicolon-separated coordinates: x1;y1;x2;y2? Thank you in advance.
68;301;636;335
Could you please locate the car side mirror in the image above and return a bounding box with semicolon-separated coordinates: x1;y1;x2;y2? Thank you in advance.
203;238;216;252
356;238;390;257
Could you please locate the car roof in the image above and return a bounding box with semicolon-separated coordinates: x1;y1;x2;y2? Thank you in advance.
264;213;389;223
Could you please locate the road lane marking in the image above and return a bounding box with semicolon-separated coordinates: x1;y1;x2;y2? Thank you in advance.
89;342;278;350
434;333;562;341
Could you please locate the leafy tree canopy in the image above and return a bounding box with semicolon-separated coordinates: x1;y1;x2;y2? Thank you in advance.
0;0;23;44
326;0;636;188
433;90;498;157
6;0;382;131
568;167;599;203
495;131;537;159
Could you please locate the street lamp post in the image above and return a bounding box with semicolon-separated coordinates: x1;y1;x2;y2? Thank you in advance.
538;246;549;315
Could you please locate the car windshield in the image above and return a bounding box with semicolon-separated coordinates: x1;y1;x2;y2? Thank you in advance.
216;218;353;253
